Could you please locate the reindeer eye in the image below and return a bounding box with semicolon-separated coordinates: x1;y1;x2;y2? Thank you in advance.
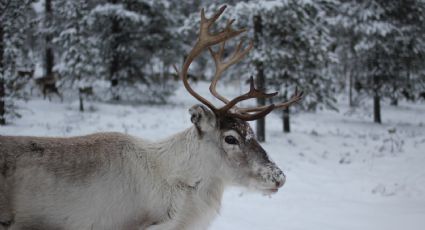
224;135;239;145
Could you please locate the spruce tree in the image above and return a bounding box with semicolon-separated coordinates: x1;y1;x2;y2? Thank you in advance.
0;0;34;125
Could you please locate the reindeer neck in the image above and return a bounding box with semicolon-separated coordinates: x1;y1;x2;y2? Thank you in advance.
150;127;225;189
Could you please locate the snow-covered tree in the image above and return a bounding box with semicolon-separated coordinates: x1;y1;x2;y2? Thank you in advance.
180;1;336;137
0;0;35;125
54;0;102;111
86;0;179;103
334;0;425;123
251;0;337;133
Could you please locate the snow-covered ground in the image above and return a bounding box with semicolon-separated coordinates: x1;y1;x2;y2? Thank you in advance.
2;82;425;230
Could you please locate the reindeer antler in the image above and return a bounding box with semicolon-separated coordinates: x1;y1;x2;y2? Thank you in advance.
174;5;246;112
208;36;254;104
175;5;303;121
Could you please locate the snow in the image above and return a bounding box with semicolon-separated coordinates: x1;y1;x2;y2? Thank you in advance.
89;3;149;24
1;82;425;230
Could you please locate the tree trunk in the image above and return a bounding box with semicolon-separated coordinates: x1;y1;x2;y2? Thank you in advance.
373;75;381;124
253;15;265;142
348;39;356;108
282;90;290;133
374;94;381;123
78;73;84;112
0;24;5;125
110;0;120;101
348;70;353;107
79;93;84;112
256;63;266;142
45;0;54;76
283;107;290;133
390;84;398;106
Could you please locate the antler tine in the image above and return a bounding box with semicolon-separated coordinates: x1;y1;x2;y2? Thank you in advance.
273;88;304;109
198;6;246;47
177;5;248;112
200;5;226;26
238;88;304;113
208;41;229;104
231;104;275;121
217;76;277;114
208;39;254;104
225;39;253;69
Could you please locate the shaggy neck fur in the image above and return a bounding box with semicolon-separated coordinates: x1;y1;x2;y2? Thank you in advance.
133;127;228;228
147;127;227;189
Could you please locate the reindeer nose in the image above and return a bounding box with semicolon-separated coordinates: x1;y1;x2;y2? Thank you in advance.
275;173;286;188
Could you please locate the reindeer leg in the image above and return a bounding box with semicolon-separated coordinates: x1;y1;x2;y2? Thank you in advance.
0;177;13;230
43;90;46;100
56;90;63;103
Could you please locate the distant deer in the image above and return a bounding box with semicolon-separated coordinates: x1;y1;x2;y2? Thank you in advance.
34;72;63;101
78;86;94;112
419;91;425;100
9;68;34;92
0;6;302;230
16;68;34;79
78;86;93;97
400;88;415;101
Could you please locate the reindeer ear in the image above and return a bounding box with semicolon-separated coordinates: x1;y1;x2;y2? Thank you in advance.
189;104;216;132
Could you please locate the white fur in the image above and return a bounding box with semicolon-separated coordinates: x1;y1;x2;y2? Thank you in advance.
3;106;285;230
6;128;228;230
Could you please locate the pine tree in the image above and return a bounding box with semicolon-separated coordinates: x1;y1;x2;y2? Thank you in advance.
180;1;336;137
55;0;101;111
0;0;34;125
260;1;336;132
231;1;336;133
86;0;179;103
45;0;54;77
253;14;266;141
0;16;4;125
335;0;425;123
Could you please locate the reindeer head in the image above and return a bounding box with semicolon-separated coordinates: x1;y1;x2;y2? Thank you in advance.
175;6;303;194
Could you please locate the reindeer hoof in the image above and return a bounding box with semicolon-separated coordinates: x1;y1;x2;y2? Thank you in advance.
0;212;14;228
0;220;13;228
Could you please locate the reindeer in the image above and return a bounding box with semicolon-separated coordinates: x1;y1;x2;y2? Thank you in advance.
16;69;34;79
419;91;425;100
0;6;302;230
34;72;63;101
7;68;34;93
79;86;94;98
